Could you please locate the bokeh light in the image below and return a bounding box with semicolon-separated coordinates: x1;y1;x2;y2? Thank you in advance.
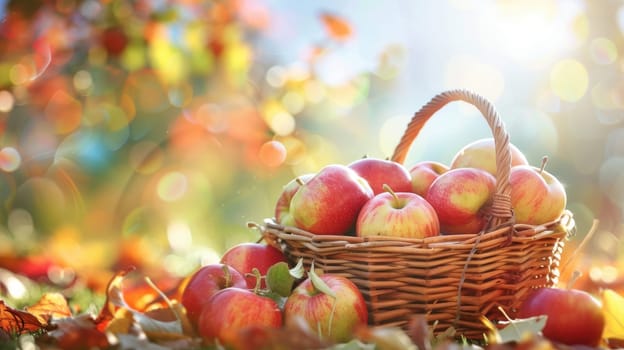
550;59;588;102
157;171;188;202
0;147;21;172
0;90;14;112
259;140;287;168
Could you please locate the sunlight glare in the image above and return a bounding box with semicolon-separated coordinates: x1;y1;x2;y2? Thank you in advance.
482;0;582;64
167;221;193;252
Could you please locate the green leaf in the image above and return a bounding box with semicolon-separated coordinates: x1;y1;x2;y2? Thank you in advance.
258;290;289;310
309;262;336;299
266;262;296;297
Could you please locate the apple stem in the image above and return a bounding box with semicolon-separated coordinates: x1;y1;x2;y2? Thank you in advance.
251;268;263;293
295;177;307;186
222;264;231;287
382;184;400;204
539;156;548;175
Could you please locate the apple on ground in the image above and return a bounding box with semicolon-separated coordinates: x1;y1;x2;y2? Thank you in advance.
220;242;287;289
509;161;567;225
290;164;374;235
274;173;315;227
283;272;368;343
518;287;605;346
180;264;247;326
356;184;439;239
197;287;283;347
408;161;449;197
450;138;529;176
425;168;496;235
347;157;413;195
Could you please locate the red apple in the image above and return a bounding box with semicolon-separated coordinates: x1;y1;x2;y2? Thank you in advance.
348;157;413;195
220;243;287;289
274;173;315;227
180;264;247;326
425;168;496;234
356;185;439;238
450;138;529;176
408;161;449;197
283;273;368;343
509;163;567;225
197;287;283;347
290;164;374;235
517;287;605;346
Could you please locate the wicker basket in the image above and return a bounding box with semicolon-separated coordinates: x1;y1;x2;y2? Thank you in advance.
260;89;574;339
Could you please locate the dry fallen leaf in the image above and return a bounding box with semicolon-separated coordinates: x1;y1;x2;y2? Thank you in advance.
602;289;624;341
0;300;46;335
42;313;111;349
25;292;72;324
97;268;194;342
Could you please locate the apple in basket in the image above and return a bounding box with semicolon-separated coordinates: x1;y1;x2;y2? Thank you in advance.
517;287;605;346
408;160;449;197
425;167;496;234
290;164;374;235
283;269;368;343
509;159;567;225
180;264;247;326
198;287;283;347
220;242;288;289
450;137;529;176
347;157;413;195
275;173;315;227
356;184;439;238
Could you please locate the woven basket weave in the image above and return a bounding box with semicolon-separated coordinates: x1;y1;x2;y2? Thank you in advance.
261;90;574;339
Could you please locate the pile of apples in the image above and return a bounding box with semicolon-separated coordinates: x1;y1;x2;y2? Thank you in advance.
275;138;568;237
180;242;369;348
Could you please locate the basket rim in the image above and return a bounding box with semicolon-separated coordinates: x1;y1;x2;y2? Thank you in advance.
259;210;574;249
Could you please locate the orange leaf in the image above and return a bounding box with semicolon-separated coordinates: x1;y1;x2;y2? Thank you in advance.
25;292;72;324
95;266;135;327
0;300;45;335
97;267;193;340
320;12;353;41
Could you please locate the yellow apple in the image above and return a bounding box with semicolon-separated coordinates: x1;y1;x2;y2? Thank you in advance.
450;138;528;176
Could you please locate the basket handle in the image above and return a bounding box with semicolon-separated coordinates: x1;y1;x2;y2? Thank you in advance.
390;89;513;230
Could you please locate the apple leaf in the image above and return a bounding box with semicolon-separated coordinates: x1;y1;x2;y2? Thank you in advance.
266;262;296;297
259;290;289;310
309;262;336;299
487;315;547;343
289;258;305;280
602;289;624;340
